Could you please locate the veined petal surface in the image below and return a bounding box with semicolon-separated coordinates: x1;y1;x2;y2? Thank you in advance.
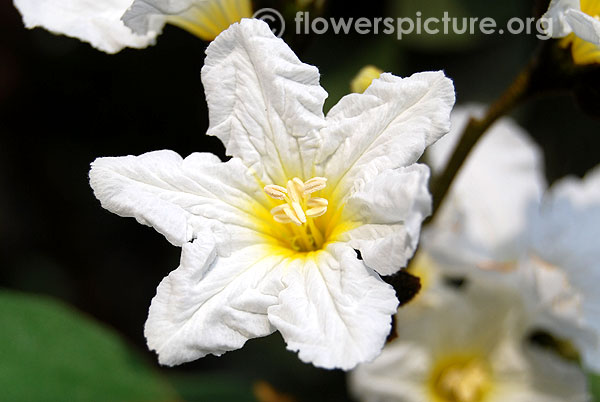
145;236;285;365
268;244;399;370
202;19;328;184
344;164;432;276
90;150;273;247
317;72;454;199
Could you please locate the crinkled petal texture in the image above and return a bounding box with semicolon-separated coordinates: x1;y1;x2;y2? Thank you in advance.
13;0;158;53
90;19;455;370
317;71;454;275
423;105;546;269
201;19;328;185
349;286;589;402
145;238;284;365
317;71;455;194
343;165;432;276
529;165;600;371
268;244;398;370
543;0;600;43
122;0;252;41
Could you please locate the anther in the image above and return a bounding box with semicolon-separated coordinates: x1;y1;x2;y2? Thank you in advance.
303;177;327;195
265;177;329;226
264;184;287;200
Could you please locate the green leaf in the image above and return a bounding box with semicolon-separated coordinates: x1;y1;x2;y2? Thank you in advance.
590;373;600;401
0;290;178;402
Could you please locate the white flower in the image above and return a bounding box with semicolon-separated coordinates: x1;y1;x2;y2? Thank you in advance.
349;285;590;402
542;0;600;64
423;105;546;273
422;105;600;372
524;165;600;372
88;19;455;369
544;0;600;42
13;0;251;53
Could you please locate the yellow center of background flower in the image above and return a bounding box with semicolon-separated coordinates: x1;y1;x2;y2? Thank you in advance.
429;354;492;402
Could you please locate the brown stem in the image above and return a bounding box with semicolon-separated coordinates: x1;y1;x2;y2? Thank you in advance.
428;60;536;223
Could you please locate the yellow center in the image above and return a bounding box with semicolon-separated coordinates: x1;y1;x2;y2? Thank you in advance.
559;0;600;65
263;177;331;252
429;355;492;402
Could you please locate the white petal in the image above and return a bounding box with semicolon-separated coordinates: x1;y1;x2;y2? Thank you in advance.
201;19;328;184
267;243;399;370
543;0;600;43
122;0;251;40
424;105;546;266
543;0;582;37
344;164;432;276
13;0;158;53
565;7;600;44
89;150;272;247
316;71;454;197
145;238;285;365
530;165;600;371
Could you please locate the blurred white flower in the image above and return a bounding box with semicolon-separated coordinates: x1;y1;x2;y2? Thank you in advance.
13;0;251;53
524;166;600;372
349;284;590;402
89;19;455;369
543;0;600;64
422;105;600;373
423;105;546;275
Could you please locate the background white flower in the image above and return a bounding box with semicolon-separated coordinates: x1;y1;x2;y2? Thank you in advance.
423;105;546;273
349;284;590;402
89;19;455;370
543;0;600;64
12;0;251;53
525;166;600;372
421;105;600;373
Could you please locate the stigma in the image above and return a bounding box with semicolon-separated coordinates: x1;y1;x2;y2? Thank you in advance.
264;177;328;226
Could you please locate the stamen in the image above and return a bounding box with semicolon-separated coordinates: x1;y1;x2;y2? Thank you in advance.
282;205;303;226
307;198;328;208
291;202;307;224
303;177;327;195
287;178;304;203
264;177;329;246
306;197;328;218
264;184;287;200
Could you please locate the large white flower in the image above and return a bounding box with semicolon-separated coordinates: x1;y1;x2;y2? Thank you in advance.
349;284;590;402
542;0;600;64
13;0;251;53
88;19;455;369
523;166;600;372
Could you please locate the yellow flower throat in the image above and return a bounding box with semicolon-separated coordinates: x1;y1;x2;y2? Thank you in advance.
264;177;329;252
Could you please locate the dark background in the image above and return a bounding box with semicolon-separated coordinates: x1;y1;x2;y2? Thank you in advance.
1;0;599;400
